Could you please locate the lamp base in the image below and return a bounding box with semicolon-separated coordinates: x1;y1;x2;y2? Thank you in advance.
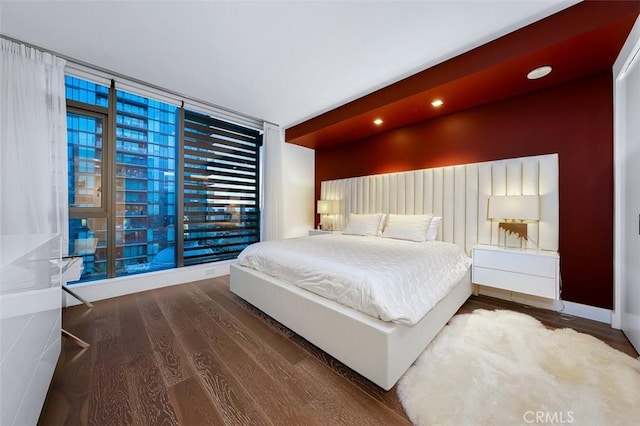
320;214;335;231
498;222;528;240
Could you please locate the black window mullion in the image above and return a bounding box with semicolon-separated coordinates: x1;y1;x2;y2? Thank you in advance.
106;80;117;279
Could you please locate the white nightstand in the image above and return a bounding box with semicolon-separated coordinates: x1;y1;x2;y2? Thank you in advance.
308;229;339;236
472;244;559;299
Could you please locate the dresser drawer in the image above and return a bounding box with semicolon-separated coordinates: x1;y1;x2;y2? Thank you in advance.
473;266;557;299
473;249;557;279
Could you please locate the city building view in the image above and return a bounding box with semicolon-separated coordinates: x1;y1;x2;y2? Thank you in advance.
66;76;260;283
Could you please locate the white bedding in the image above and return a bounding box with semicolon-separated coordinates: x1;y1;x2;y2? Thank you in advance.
237;235;471;326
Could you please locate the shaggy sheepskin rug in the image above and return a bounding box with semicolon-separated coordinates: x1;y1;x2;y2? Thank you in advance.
397;309;640;426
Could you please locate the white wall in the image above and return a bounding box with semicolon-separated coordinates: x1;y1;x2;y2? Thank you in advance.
281;142;315;238
613;16;640;352
621;58;640;350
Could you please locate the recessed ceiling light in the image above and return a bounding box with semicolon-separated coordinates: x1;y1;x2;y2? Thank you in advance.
373;118;383;125
527;65;552;80
431;99;444;107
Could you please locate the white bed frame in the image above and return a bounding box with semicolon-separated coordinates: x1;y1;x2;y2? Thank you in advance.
231;264;471;390
230;154;559;390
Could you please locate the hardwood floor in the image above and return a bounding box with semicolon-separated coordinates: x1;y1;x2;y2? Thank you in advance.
39;277;638;425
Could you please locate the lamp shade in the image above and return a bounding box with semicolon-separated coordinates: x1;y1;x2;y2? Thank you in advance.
488;195;540;221
317;200;332;214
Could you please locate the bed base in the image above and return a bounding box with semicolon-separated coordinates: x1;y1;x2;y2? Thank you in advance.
229;264;472;390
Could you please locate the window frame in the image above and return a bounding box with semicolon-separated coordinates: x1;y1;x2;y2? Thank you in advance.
66;104;110;217
66;101;114;278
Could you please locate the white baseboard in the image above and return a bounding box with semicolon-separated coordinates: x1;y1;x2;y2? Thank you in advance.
477;286;612;325
560;300;613;325
63;260;234;307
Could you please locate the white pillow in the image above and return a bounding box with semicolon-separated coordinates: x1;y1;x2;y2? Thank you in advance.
381;214;433;242
426;216;442;241
343;213;385;236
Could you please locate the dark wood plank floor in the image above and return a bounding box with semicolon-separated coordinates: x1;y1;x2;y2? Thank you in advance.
39;276;638;425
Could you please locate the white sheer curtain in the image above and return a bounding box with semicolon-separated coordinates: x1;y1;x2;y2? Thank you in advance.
0;39;68;249
261;122;284;241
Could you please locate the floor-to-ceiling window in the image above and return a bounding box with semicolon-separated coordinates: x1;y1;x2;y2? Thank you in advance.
66;77;110;280
66;75;261;283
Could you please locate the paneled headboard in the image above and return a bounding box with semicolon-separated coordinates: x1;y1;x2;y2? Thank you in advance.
320;154;559;255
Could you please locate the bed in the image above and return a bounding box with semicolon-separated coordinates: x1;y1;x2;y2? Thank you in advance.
230;154;559;390
231;224;471;390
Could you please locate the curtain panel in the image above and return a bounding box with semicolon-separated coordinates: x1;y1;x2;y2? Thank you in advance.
0;38;68;250
261;122;284;241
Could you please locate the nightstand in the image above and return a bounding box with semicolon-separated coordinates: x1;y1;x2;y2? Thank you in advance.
472;244;559;299
308;229;339;236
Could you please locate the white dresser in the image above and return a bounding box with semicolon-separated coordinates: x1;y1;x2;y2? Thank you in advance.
472;244;560;299
0;234;61;426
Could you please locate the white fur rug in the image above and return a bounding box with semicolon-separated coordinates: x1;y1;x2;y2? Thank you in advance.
397;309;640;426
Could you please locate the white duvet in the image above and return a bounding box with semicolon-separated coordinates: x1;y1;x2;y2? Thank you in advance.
237;235;471;326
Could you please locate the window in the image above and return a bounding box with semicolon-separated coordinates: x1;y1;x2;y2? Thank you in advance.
67;111;105;209
68;217;107;280
66;75;261;283
67;77;110;281
182;110;261;264
113;90;177;276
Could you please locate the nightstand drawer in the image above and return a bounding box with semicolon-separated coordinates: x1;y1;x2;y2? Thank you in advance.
473;266;557;299
473;249;556;278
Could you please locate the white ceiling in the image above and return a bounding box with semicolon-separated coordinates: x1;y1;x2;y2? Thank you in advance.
0;0;577;128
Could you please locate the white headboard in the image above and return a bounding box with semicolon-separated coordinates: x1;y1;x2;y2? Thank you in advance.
320;154;559;255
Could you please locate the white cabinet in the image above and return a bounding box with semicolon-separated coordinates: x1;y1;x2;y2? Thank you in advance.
0;234;61;426
472;244;559;299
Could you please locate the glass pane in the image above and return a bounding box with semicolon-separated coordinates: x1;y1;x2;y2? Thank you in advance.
68;217;107;282
65;75;109;107
67;112;103;208
115;90;178;276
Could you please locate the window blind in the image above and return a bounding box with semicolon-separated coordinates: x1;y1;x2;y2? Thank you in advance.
182;109;262;264
182;100;263;134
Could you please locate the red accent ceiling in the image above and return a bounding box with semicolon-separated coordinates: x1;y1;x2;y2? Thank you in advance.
285;1;640;149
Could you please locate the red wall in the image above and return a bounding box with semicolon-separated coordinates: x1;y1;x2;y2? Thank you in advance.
315;70;614;309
